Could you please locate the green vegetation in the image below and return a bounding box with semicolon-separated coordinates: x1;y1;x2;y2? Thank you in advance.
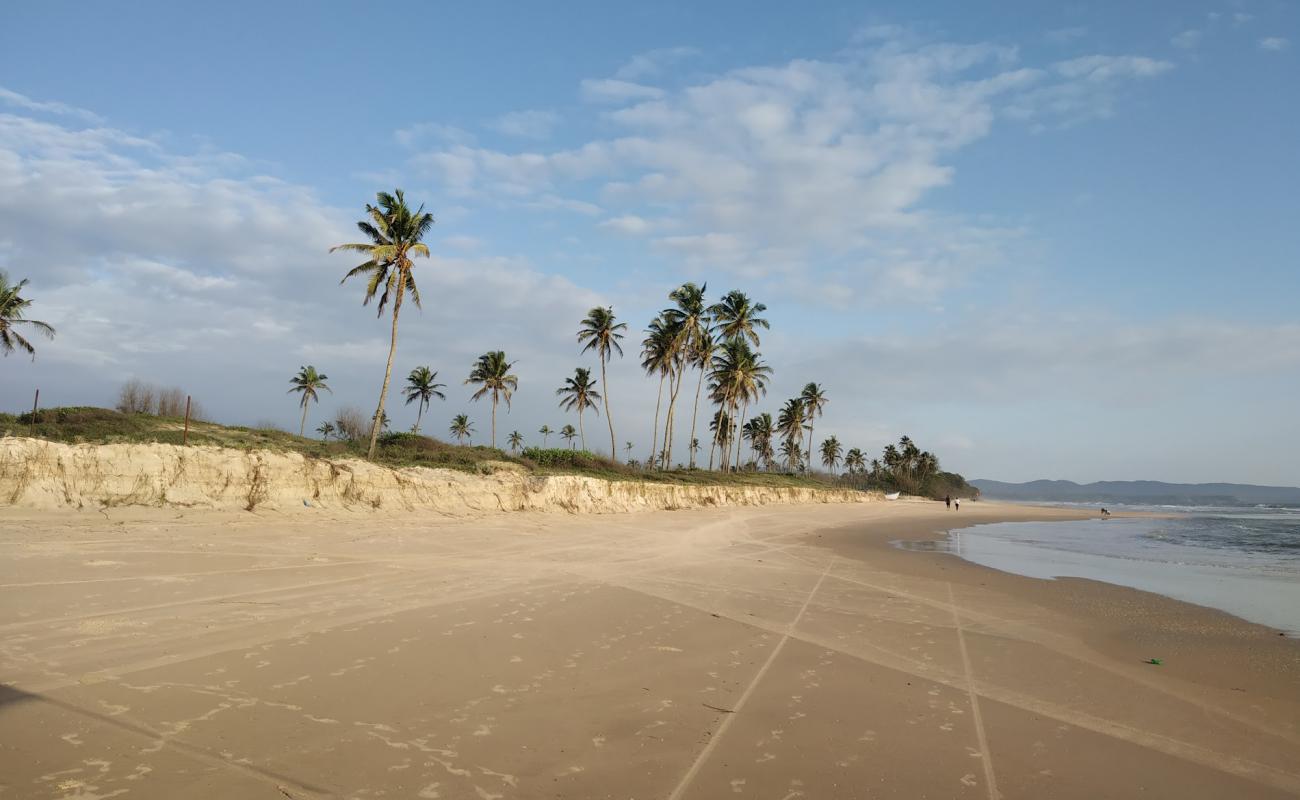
1;271;56;358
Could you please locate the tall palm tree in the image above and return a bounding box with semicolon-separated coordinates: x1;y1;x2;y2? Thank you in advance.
708;338;771;471
686;329;715;468
577;306;627;460
556;367;601;451
708;290;769;346
449;414;474;445
640;316;675;469
288;366;331;437
539;425;553;447
708;410;733;469
0;272;56;358
560;424;578;449
844;448;866;474
507;430;524;453
316;421;336;441
332;189;435;458
800;383;828;468
402;366;446;434
820;436;843;474
660;283;708;469
465;351;518;449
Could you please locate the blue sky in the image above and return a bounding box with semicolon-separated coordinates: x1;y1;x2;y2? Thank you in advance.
2;1;1297;484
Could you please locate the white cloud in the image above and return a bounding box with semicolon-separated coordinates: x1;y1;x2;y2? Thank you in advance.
1044;26;1088;45
1234;13;1254;25
598;215;656;235
1171;30;1203;49
1259;37;1290;51
1053;55;1173;80
615;47;699;80
580;79;666;103
490;109;560;139
0;86;103;123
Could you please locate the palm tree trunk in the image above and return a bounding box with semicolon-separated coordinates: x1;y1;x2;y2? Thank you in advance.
687;366;704;468
806;421;815;473
299;402;309;438
367;280;404;459
415;399;425;434
491;395;498;449
734;401;748;472
648;372;664;469
578;409;586;451
601;358;615;460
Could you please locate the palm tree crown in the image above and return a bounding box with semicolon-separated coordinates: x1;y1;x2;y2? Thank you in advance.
449;414;474;444
708;290;769;346
465;351;518;448
287;366;331;437
820;436;843;473
800;382;828;465
539;424;553;446
332;189;435;459
402;366;446;434
507;430;524;453
0;272;56;358
560;424;578;449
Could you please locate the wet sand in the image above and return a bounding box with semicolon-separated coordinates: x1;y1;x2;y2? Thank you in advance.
1;501;1297;798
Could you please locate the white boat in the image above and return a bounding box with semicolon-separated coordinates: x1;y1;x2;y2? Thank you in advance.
885;491;901;500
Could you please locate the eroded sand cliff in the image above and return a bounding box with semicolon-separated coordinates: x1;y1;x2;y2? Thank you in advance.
0;438;873;514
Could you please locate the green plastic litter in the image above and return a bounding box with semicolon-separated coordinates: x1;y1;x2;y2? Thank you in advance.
1145;658;1163;665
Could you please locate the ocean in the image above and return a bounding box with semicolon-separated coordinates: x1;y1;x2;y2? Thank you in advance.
926;504;1300;635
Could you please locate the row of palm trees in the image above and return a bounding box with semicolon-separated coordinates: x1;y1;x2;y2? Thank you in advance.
325;188;861;472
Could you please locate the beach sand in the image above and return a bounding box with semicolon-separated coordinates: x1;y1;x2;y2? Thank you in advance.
0;501;1296;798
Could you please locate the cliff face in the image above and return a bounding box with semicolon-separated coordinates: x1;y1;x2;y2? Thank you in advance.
0;438;873;515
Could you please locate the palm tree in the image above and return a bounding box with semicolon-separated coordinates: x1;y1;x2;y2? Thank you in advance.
708;338;771;471
507;430;524;453
844;448;866;474
661;283;708;469
708;410;733;469
316;421;336;441
625;441;635;463
402;366;445;434
449;414;474;445
556;367;601;451
820;436;843;474
686;329;715;468
0;272;56;358
577;306;627;460
708;290;769;346
333;189;435;458
744;413;774;470
539;424;553;447
560;424;578;449
640;315;675;469
800;383;828;468
777;398;805;471
288;366;331;437
465;351;518;448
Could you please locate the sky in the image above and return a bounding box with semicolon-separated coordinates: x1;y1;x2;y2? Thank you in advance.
1;0;1297;485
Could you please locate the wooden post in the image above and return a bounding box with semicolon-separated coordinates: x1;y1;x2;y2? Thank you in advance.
29;389;39;437
183;395;192;446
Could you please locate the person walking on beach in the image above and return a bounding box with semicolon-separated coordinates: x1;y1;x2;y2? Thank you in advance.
954;498;961;511
945;494;951;510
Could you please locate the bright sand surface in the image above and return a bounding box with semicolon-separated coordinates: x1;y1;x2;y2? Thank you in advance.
1;501;1297;799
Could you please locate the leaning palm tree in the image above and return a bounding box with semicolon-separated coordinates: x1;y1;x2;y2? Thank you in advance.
507;430;524;453
332;189;435;458
660;283;708;469
820;435;843;474
288;366;331;437
556;367;601;451
708;289;769;346
0;272;56;358
316;421;336;441
449;414;474;445
402;366;446;434
686;328;715;468
800;383;828;468
560;424;578;449
465;351;518;449
577;306;627;460
539;424;553;446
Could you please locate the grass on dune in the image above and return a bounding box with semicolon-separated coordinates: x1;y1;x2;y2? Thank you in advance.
1;406;841;490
